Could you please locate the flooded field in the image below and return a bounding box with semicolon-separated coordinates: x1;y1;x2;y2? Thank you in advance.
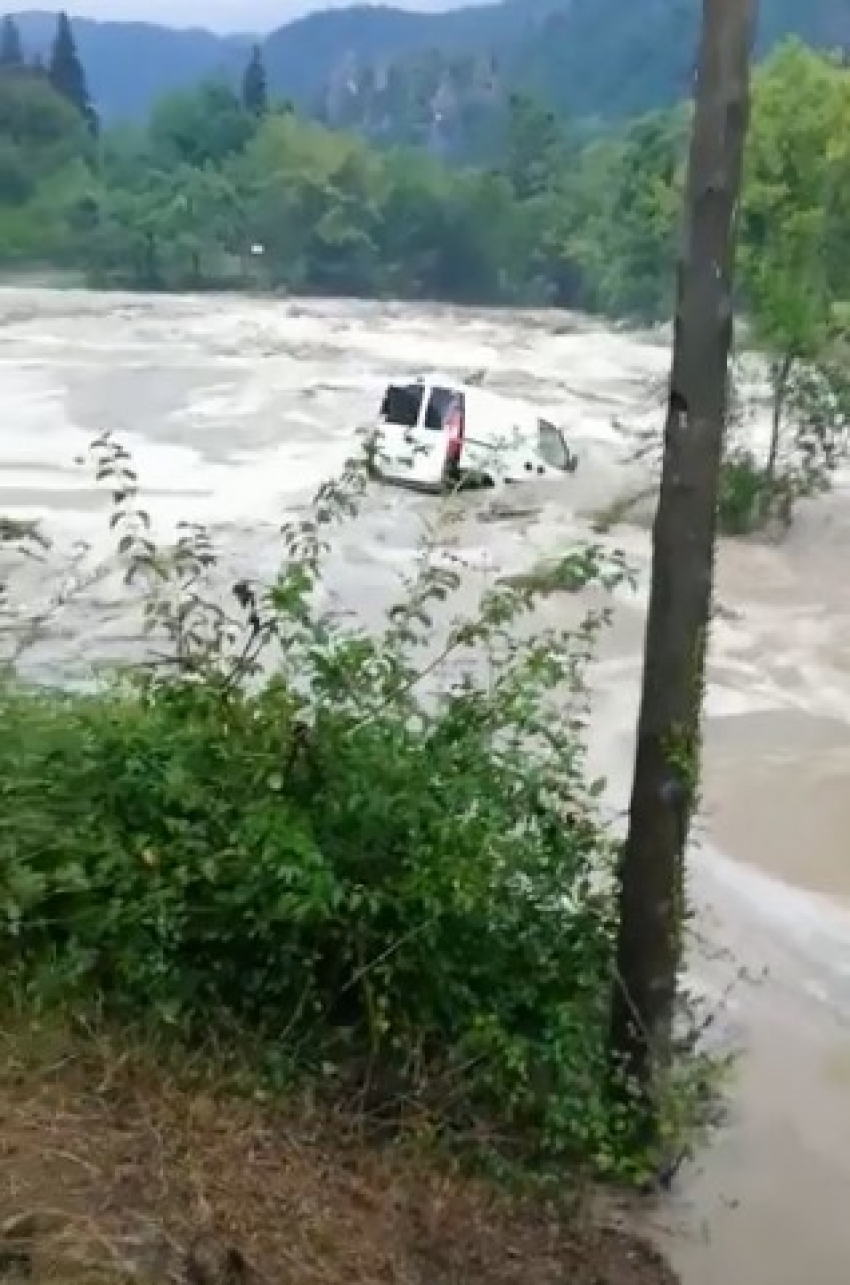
1;287;850;1284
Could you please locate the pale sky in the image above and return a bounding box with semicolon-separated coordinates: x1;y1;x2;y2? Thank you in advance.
48;0;485;35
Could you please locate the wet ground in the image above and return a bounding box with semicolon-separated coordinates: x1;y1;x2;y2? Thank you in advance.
1;287;849;1283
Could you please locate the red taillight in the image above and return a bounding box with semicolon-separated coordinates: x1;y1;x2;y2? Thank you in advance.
445;405;463;463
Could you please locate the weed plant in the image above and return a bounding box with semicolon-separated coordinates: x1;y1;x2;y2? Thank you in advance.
0;435;697;1178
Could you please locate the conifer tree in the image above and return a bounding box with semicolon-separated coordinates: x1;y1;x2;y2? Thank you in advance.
241;44;268;117
48;11;98;133
0;14;23;68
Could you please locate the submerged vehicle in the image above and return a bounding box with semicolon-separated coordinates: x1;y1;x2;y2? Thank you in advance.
372;376;578;492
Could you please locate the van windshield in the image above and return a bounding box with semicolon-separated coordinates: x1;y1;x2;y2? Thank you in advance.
537;419;571;471
380;384;424;428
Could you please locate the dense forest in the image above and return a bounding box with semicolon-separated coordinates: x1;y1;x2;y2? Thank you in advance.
2;11;850;337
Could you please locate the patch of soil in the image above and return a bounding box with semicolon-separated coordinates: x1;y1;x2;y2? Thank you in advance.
0;1024;676;1285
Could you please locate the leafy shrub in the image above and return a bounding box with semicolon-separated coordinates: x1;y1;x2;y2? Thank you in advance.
716;451;771;535
0;435;638;1170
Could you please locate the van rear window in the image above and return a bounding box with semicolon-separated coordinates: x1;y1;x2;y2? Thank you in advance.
424;386;462;431
380;384;423;428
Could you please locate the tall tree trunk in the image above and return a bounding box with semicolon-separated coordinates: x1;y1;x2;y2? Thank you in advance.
766;350;793;484
143;232;160;290
609;0;757;1110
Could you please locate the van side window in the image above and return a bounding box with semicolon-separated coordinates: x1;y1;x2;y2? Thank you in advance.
380;384;424;428
424;386;461;431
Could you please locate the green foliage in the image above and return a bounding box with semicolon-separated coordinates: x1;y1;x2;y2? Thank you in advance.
0;67;615;307
716;454;773;536
0;63;93;258
0;66;89;166
594;40;850;536
728;42;850;528
596;109;688;318
720;355;850;534
740;41;849;359
500;94;567;202
0;436;661;1176
149;82;254;170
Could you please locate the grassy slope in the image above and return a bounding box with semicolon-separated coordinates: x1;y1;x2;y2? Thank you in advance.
0;1020;677;1285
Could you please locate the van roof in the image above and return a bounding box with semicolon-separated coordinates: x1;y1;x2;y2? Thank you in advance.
385;375;536;421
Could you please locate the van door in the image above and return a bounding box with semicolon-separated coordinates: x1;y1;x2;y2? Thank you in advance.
376;382;463;488
461;397;524;484
424;386;465;486
376;382;426;479
537;419;578;473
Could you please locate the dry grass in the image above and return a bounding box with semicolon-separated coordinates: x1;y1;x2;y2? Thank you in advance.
0;1020;677;1285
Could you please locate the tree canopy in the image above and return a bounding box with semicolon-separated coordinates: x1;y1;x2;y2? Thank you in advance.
47;10;97;135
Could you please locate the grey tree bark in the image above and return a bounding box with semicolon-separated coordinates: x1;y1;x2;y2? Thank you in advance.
610;0;758;1105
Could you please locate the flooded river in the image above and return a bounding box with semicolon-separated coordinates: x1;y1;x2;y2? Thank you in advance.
1;287;849;1284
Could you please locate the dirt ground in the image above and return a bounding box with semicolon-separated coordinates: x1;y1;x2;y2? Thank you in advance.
0;1023;676;1285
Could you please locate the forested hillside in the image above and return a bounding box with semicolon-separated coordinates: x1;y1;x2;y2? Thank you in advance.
7;0;850;134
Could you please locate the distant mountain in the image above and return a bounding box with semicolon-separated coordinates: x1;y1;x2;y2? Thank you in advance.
288;0;850;134
511;0;850;119
261;0;552;112
12;10;248;120
9;0;850;130
274;0;850;157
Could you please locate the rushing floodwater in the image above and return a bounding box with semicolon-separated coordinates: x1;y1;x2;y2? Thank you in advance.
1;288;850;1284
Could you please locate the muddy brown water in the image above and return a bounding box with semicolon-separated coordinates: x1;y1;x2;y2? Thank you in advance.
1;288;849;1283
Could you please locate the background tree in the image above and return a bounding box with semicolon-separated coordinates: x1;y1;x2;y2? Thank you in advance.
48;11;97;135
150;83;253;170
0;14;23;68
610;0;757;1122
241;44;268;118
592;109;689;318
0;70;90;214
500;93;566;202
739;40;850;491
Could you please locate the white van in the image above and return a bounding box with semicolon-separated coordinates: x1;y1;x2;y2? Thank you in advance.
372;376;578;491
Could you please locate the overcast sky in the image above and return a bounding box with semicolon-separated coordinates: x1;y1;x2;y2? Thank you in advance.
51;0;487;34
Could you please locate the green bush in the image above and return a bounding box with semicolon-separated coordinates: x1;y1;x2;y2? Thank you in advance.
717;452;769;535
0;436;636;1169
